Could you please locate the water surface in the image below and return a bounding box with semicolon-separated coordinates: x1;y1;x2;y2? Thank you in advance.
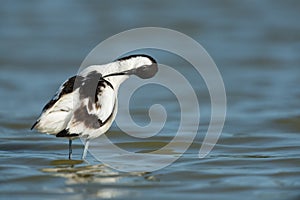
1;1;300;199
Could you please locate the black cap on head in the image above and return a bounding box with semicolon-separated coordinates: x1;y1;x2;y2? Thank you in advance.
117;54;158;79
117;54;157;64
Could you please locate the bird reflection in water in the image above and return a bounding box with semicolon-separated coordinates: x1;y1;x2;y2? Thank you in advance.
41;161;158;198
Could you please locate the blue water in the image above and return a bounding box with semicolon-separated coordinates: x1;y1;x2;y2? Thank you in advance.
1;1;300;199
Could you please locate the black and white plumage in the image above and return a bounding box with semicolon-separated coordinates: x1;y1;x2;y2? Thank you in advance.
31;54;158;160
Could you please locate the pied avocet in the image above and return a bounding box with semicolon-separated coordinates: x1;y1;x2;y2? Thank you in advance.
31;54;158;160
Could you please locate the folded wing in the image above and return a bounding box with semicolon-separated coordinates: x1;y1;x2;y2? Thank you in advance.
67;78;116;138
31;75;83;134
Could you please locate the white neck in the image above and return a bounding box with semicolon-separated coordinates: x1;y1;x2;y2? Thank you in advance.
79;56;153;90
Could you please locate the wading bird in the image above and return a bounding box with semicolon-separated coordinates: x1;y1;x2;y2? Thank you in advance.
31;54;158;160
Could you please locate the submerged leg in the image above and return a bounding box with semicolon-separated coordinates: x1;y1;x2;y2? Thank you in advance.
68;139;72;160
82;139;90;160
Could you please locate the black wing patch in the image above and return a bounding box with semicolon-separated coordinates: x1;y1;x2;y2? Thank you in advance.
56;129;79;138
73;104;102;129
71;71;115;131
42;75;84;112
31;120;39;130
79;71;113;112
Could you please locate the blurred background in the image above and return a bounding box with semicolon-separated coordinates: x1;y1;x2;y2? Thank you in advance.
1;0;300;199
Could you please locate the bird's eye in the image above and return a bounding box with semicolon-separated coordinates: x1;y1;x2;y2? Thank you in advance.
135;64;158;79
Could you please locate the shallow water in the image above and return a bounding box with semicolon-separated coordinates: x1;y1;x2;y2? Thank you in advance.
1;1;300;200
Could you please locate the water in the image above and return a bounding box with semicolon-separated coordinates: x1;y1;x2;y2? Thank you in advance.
1;1;300;199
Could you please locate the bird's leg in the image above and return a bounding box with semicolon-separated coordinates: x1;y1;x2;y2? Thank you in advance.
82;139;90;161
68;139;72;160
